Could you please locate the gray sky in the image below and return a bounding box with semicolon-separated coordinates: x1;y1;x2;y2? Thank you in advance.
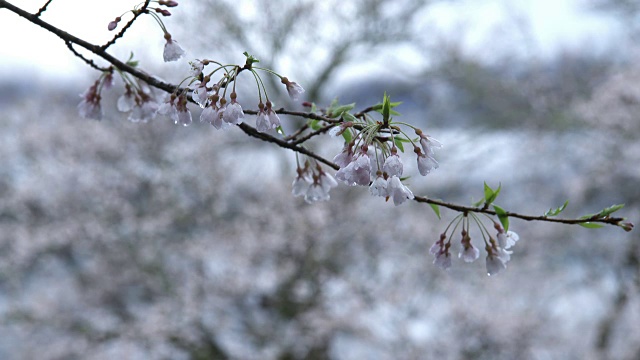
0;0;621;82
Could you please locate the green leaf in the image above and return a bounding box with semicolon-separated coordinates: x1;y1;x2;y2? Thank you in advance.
330;103;356;118
382;93;391;124
544;200;569;217
483;182;493;202
310;102;317;114
309;119;321;130
243;51;260;64
429;203;441;220
483;182;501;205
598;204;625;217
342;112;357;123
579;222;604;229
341;129;352;143
473;198;484;207
493;205;509;231
394;137;405;152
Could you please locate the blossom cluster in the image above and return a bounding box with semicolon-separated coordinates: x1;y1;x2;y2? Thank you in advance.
292;161;339;203
328;119;442;206
429;217;520;276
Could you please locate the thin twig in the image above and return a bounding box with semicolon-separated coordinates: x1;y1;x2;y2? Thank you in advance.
101;0;151;50
66;41;110;72
33;0;52;17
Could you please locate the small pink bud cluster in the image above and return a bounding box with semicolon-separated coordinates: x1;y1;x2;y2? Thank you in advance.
292;162;338;203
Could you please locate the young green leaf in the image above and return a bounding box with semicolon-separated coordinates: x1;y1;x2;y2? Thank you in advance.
429;203;441;219
544;200;569;217
484;182;493;202
579;222;604;229
342;112;357;123
483;182;501;205
342;129;352;143
493;204;509;231
382;93;391;124
330;103;356;118
598;204;625;217
394;137;405;152
309;119;321;130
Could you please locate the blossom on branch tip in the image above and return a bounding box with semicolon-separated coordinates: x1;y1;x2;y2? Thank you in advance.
189;60;205;77
117;86;136;113
430;234;452;270
333;143;354;168
222;94;244;125
292;170;312;198
163;34;185;62
484;239;512;276
415;148;439;176
256;102;280;132
129;97;159;123
157;94;191;126
305;169;337;203
497;230;519;250
485;253;507;276
369;174;389;197
335;147;371;186
78;81;102;120
459;231;479;263
281;77;305;101
382;151;403;178
419;134;442;157
191;83;210;108
387;175;414;206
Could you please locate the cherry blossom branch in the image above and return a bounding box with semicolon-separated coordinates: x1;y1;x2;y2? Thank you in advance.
0;0;632;233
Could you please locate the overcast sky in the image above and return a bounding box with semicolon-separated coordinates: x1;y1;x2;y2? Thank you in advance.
0;0;622;83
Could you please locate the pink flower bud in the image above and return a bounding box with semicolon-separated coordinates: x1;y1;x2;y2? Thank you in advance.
160;0;179;7
107;17;120;31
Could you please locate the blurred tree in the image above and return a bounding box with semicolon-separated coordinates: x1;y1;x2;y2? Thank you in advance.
181;0;437;103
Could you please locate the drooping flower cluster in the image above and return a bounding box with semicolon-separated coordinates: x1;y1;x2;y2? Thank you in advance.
117;83;159;123
326;98;442;207
292;161;338;203
429;215;519;275
78;80;103;120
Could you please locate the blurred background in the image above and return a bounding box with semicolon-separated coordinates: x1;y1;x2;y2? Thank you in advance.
1;0;639;359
